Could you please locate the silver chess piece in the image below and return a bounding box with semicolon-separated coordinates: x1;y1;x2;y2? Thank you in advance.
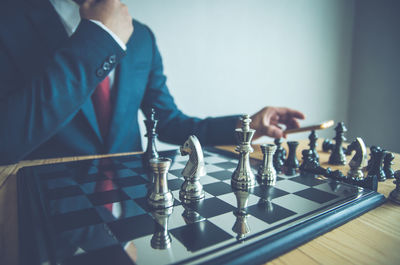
148;157;174;209
150;207;173;249
231;114;256;189
257;144;277;186
389;170;400;205
232;187;251;240
179;135;206;203
346;137;368;180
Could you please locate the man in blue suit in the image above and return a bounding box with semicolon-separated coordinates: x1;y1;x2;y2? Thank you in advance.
0;0;305;165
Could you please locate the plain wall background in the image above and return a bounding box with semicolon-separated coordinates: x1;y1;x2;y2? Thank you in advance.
124;0;398;152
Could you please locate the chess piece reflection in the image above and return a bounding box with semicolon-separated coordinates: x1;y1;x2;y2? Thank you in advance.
232;187;252;240
182;201;205;224
257;144;277;186
389;171;400;204
148;157;174;209
345;138;368;180
150;207;173;249
232;114;256;189
179;135;206;203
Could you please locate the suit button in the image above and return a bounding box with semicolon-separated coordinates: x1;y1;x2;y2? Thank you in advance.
102;61;111;71
96;68;104;77
109;55;116;64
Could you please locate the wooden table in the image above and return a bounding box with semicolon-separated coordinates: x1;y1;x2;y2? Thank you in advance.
1;139;399;265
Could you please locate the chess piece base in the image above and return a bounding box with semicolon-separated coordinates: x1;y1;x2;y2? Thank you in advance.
389;189;400;205
179;180;205;204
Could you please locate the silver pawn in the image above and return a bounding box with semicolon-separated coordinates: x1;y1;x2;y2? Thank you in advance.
148;157;174;209
179;135;206;203
231;115;256;189
150;207;173;250
257;144;277;186
346;138;368;180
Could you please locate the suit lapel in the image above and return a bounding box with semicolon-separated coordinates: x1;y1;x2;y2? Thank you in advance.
26;0;103;144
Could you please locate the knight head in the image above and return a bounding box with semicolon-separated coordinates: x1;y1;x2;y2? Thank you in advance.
180;135;195;156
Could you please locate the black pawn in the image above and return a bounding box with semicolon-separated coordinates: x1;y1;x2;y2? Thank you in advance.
328;122;347;165
283;141;299;176
144;108;159;166
383;152;395;179
273;138;286;173
366;146;381;171
299;149;318;176
308;130;319;163
367;149;386;182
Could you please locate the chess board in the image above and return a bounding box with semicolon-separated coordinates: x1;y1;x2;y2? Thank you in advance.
17;147;385;265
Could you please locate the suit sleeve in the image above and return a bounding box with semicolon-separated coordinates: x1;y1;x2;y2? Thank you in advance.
140;27;239;146
0;20;126;165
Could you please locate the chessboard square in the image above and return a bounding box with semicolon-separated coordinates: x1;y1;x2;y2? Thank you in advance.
107;214;154;242
204;156;231;164
166;205;192;229
200;175;220;185
207;170;232;181
113;176;148;187
49;195;92;215
217;192;260;208
272;194;321;214
204;164;226;173
203;182;233;196
185;197;235;218
96;200;146;222
213;161;238;170
170;220;233;252
130;167;148;175
52;208;102;232
81;179;117;194
251;186;289;200
112;168;138;178
56;224;119;260
168;178;184;190
294;188;339;204
289;175;326;186
274;179;310;193
169;169;184;178
87;189;130;206
121;160;143;169
45;185;83;200
313;181;359;196
75;173;108;184
122;184;148;199
169;163;185;171
247;202;296;224
63;245;134;265
46;177;76;189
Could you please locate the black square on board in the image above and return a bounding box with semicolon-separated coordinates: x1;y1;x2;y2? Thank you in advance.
213;161;237;169
203;182;232;196
247;202;296;224
107;214;154;242
63;245;134;265
75;173;108;184
52;208;102;232
207;170;232;181
169;169;184;178
289;175;326;187
294;188;339;204
168;178;185;190
251;186;289;200
185;197;235;218
88;189;130;206
45;185;83;200
112;176;148;187
170;220;233;252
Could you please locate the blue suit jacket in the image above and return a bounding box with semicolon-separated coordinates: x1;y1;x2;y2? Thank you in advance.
0;0;238;165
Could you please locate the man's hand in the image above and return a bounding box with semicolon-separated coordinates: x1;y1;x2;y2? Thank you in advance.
80;0;133;44
247;107;305;139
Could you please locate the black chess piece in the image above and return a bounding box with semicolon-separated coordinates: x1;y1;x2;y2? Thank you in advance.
365;146;381;171
328;122;347;165
367;149;386;182
308;130;319;163
273;138;286;173
299;149;319;177
322;139;334;152
389;171;400;204
383;152;395;179
283;141;299;176
143;108;159;167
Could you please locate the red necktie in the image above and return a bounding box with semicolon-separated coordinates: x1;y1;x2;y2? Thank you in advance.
92;76;112;139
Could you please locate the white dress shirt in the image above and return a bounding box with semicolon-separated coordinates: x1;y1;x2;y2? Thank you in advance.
49;0;127;86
